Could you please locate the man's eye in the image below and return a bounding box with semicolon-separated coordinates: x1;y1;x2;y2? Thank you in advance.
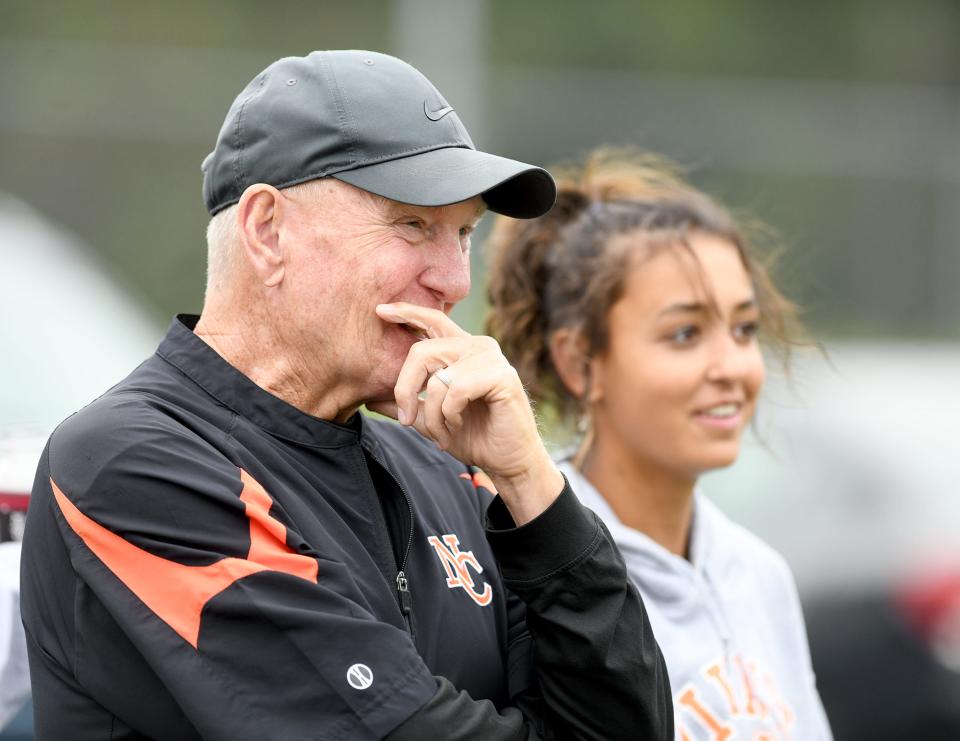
404;220;425;229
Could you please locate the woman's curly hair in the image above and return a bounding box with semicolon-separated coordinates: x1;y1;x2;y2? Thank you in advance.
485;148;806;427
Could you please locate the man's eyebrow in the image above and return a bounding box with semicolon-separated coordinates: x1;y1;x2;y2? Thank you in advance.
382;201;417;217
382;202;486;222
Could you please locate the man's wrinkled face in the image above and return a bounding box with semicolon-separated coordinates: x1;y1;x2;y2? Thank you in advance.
275;179;484;405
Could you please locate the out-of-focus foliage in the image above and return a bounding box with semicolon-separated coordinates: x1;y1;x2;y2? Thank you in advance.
491;0;960;84
3;0;390;50
485;0;960;338
1;1;392;319
1;0;957;338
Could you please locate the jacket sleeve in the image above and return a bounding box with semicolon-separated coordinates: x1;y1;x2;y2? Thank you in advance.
33;415;438;741
33;403;669;741
385;480;674;741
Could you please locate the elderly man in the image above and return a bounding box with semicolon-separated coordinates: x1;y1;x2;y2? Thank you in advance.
20;51;671;740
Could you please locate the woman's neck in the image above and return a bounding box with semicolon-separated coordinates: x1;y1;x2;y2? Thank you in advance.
580;438;697;559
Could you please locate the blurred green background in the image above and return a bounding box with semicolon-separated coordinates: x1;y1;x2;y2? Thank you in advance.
3;5;960;738
2;0;958;339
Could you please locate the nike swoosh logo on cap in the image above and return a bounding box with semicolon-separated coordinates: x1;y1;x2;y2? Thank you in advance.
424;101;454;121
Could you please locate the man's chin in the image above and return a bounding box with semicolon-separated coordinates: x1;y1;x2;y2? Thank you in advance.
382;327;420;374
360;361;405;406
358;327;419;406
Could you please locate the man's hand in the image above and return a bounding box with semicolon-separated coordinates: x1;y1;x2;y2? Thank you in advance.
366;302;564;525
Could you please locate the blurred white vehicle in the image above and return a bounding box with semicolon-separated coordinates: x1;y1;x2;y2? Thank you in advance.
1;192;162;547
702;342;960;740
0;194;162;733
2;194;162;433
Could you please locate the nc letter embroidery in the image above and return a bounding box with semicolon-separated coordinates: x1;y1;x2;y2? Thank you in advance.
427;534;493;607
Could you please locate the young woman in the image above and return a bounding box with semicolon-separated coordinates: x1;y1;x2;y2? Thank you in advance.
486;151;832;740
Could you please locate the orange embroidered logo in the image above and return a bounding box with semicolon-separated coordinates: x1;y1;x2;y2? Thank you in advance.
674;654;796;740
426;534;493;607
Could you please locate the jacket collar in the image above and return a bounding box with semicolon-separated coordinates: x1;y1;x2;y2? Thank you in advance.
157;314;364;448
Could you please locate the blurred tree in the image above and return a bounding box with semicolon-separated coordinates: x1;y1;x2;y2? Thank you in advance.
1;0;957;337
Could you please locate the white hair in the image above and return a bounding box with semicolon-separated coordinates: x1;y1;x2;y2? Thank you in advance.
203;179;365;300
204;204;241;300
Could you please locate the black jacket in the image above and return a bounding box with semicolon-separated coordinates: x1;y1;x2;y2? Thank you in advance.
20;315;672;740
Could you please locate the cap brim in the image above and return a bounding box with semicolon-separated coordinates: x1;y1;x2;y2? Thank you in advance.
332;147;556;219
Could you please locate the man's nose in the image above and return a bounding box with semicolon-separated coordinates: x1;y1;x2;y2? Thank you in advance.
420;231;471;305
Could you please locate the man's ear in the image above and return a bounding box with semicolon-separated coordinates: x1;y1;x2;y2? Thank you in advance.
548;328;602;402
236;184;285;287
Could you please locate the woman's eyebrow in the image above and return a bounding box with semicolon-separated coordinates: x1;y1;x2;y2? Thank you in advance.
657;298;757;318
657;302;707;317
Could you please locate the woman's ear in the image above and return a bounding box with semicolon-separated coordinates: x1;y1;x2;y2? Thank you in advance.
236;183;285;287
549;328;602;402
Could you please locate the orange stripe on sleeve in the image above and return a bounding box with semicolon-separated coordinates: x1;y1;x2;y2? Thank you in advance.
51;468;317;649
459;470;498;494
240;469;318;582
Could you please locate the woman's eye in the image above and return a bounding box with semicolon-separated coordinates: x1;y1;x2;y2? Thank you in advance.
734;321;759;341
669;326;699;344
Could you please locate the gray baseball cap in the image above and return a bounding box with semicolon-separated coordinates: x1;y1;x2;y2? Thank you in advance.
202;50;556;219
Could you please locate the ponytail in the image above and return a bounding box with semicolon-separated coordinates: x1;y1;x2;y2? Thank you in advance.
486;147;807;436
485;189;590;413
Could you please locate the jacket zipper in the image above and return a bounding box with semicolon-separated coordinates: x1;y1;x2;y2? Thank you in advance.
366;449;416;638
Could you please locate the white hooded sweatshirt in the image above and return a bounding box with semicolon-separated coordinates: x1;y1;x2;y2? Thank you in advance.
559;462;832;741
